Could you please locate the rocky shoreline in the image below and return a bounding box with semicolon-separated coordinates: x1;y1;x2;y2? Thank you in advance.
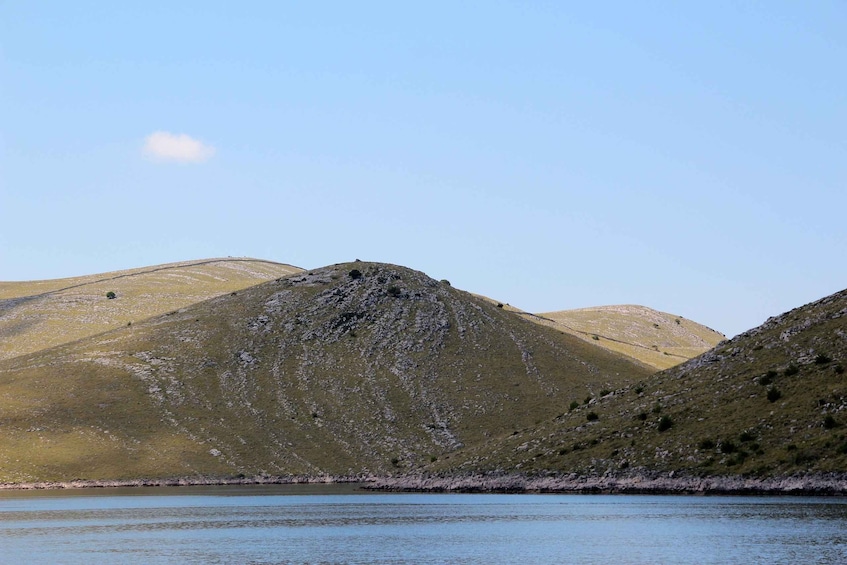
3;472;847;495
0;475;369;491
366;472;847;496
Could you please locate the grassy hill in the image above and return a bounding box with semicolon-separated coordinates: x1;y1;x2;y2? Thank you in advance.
471;296;724;370
434;287;847;479
0;262;651;483
529;305;725;370
0;258;302;361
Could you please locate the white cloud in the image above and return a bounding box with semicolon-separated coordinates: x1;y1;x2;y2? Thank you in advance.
142;131;216;163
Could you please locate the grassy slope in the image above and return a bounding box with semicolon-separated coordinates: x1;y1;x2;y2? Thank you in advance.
532;305;725;370
474;295;724;370
0;258;302;361
435;288;847;478
0;262;651;483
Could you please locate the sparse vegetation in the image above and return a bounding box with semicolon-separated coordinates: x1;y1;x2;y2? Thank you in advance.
815;353;832;365
657;415;674;432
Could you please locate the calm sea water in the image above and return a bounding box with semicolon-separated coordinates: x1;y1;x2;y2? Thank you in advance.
0;484;845;564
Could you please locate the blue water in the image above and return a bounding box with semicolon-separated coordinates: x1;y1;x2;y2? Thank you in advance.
0;485;845;564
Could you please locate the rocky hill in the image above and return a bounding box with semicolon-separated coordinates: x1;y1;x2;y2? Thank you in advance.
432;287;846;480
0;262;651;483
0;258;302;361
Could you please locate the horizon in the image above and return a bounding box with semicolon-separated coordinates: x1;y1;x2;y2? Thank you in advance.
3;2;845;339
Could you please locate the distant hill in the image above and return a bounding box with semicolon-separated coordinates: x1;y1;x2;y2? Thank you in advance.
0;258;302;361
435;287;847;479
0;262;651;483
474;297;724;370
530;305;725;370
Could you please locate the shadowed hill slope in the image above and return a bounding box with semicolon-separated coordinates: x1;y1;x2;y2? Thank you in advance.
0;262;651;483
434;287;847;478
0;258;302;361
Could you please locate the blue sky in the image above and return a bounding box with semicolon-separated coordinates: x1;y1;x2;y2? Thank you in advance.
2;1;845;338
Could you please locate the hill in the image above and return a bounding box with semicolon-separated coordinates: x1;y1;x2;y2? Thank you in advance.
429;286;847;480
0;262;651;484
0;258;302;361
529;305;725;370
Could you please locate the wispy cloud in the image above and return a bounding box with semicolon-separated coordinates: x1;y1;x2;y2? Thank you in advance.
142;131;216;163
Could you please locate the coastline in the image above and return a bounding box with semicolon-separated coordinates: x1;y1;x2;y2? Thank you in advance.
2;471;847;495
366;472;847;496
0;475;370;491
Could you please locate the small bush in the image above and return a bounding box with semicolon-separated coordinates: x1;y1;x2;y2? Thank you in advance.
586;412;599;422
657;415;674;432
592;335;600;340
784;364;799;376
634;385;644;394
348;269;362;279
767;387;782;403
720;440;737;454
835;364;845;375
390;457;399;467
652;403;662;414
815;353;832;365
440;279;451;286
636;412;648;421
824;415;838;429
569;401;580;411
758;370;777;386
600;389;611;397
739;430;756;442
429;455;438;463
106;291;117;299
583;396;592;405
699;439;716;450
386;285;401;297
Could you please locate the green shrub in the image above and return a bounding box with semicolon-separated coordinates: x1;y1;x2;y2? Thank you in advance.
634;385;644;394
106;291;117;299
636;412;648;421
592;335;600;340
758;370;777;386
652;403;662;414
586;412;599;422
720;440;737;454
784;364;799;376
569;401;580;411
739;430;756;442
348;269;362;279
657;415;674;432
835;364;845;375
600;389;611;397
823;415;838;429
386;285;401;297
583;396;592;405
767;387;782;403
699;439;716;450
440;279;451;286
815;353;832;365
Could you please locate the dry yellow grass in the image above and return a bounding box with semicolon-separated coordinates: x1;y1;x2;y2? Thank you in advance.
0;258;302;361
472;296;724;370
